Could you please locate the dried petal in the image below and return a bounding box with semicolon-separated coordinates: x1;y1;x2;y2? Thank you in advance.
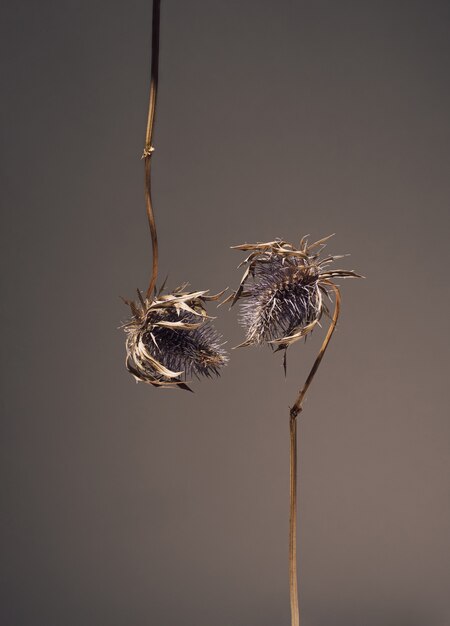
123;287;227;388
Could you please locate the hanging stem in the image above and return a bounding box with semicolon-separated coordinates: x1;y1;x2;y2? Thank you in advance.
288;283;341;626
144;0;161;299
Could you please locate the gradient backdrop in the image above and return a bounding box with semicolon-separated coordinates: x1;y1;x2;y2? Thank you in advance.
1;1;449;625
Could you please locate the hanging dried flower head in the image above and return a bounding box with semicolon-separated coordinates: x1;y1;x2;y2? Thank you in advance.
122;2;227;391
123;286;227;391
230;235;361;353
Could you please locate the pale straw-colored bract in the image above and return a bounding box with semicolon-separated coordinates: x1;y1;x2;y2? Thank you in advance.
230;235;361;352
123;285;227;391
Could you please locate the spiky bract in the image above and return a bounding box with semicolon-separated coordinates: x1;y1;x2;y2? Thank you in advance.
231;236;360;350
123;286;227;390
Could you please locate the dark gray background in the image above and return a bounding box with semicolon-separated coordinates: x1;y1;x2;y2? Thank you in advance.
1;1;449;625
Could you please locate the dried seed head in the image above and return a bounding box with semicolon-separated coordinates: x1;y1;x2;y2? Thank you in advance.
231;236;361;350
239;255;322;346
123;286;227;391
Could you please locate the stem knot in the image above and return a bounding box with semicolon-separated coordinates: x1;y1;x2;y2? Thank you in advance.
290;405;302;419
142;145;155;159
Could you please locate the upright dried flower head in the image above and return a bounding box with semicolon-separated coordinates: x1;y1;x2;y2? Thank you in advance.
231;236;361;352
229;235;362;626
123;285;227;391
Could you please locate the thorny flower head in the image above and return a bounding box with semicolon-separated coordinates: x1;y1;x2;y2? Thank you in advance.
123;285;227;391
230;235;361;354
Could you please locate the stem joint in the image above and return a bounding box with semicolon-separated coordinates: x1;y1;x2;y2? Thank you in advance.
290;405;301;419
142;145;155;159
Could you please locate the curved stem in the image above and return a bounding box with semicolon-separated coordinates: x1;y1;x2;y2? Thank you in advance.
144;0;161;299
288;283;341;626
290;283;341;419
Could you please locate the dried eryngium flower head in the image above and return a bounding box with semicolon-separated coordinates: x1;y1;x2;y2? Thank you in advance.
230;235;362;351
123;285;228;391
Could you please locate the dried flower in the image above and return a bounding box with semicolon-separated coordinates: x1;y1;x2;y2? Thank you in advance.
230;235;361;352
123;285;227;391
229;235;362;626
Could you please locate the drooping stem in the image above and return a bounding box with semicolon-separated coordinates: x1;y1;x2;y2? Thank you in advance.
288;283;341;626
144;0;161;299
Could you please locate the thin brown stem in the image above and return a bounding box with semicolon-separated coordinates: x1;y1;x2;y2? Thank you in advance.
288;283;342;626
290;283;341;419
289;414;299;626
144;0;161;299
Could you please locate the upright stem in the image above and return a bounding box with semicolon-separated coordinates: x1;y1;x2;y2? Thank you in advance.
288;283;341;626
289;415;299;626
144;0;161;299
